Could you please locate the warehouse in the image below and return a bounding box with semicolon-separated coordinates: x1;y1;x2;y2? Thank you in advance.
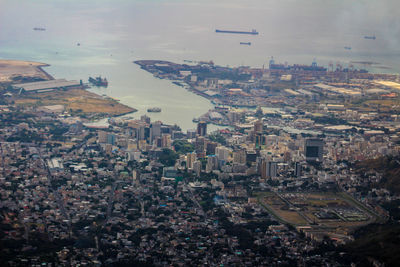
13;79;82;93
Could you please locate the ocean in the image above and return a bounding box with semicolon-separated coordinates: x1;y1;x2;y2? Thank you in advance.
1;0;399;130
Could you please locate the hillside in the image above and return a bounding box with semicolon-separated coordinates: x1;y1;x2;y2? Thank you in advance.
343;223;400;267
356;156;400;194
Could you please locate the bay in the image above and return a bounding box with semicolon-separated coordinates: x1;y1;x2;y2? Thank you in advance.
0;0;399;130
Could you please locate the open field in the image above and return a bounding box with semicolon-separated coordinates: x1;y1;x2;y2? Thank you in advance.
0;59;52;82
14;89;136;117
258;191;380;230
258;192;308;225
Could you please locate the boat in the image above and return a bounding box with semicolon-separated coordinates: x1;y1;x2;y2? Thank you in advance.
216;29;259;35
89;76;108;87
147;107;161;113
33;27;46;31
240;42;252;45
344;46;352;50
364;35;376;40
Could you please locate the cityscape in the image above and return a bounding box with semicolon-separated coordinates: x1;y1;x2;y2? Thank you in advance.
1;0;400;266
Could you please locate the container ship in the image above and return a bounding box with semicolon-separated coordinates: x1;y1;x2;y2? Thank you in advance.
216;29;259;35
33;27;46;31
364;35;376;40
240;42;252;45
89;76;108;87
147;107;161;113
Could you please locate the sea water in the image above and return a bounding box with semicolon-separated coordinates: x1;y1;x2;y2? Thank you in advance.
0;0;399;130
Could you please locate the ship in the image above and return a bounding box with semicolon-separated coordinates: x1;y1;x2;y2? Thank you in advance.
240;42;252;45
344;46;352;50
88;76;108;87
215;29;259;35
147;107;161;113
33;27;46;31
364;35;376;40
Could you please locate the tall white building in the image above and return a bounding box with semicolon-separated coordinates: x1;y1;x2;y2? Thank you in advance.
216;146;230;161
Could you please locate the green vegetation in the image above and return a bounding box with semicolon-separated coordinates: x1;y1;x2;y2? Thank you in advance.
172;140;194;154
356;155;400;194
311;115;348;125
6;129;44;143
344;223;400;267
208;133;226;145
159;149;178;166
382;200;400;220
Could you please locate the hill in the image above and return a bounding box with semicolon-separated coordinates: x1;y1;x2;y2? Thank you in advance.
343;223;400;267
356;155;400;194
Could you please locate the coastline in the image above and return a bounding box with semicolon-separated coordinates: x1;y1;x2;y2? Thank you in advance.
1;59;137;118
0;59;53;83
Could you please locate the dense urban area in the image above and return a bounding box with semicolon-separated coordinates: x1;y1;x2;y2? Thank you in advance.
1;58;400;266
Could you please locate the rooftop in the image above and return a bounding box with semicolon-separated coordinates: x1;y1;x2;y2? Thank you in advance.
14;79;81;92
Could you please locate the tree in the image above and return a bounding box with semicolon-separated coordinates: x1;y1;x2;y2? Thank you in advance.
208;133;226;145
173;140;194;154
159;149;178;166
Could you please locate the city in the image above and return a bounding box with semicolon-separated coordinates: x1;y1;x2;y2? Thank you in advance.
0;54;399;266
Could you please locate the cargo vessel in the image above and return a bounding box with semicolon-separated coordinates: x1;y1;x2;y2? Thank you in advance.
364;35;376;40
89;76;108;87
147;107;161;113
33;27;46;31
216;29;259;35
240;42;252;45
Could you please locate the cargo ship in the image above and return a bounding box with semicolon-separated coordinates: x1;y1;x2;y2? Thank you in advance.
216;29;259;35
147;107;161;113
33;27;46;31
89;76;108;87
364;35;376;40
240;42;252;45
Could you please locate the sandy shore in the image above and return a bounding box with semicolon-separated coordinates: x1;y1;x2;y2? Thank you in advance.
0;59;53;83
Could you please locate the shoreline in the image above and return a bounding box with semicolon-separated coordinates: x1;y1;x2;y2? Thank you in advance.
0;59;53;83
1;59;137;118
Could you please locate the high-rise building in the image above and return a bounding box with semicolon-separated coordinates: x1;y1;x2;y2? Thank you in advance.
216;146;230;161
186;152;197;170
161;134;172;148
195;136;206;153
255;132;265;148
107;134;116;145
187;129;197;139
233;149;246;164
136;125;149;141
192;160;202;177
254;120;263;133
98;131;107;143
295;162;302;177
260;159;277;179
150;121;162;142
246;150;258;163
140;114;151;124
305;138;324;162
197;121;207;136
206;141;218;155
206;155;219;173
